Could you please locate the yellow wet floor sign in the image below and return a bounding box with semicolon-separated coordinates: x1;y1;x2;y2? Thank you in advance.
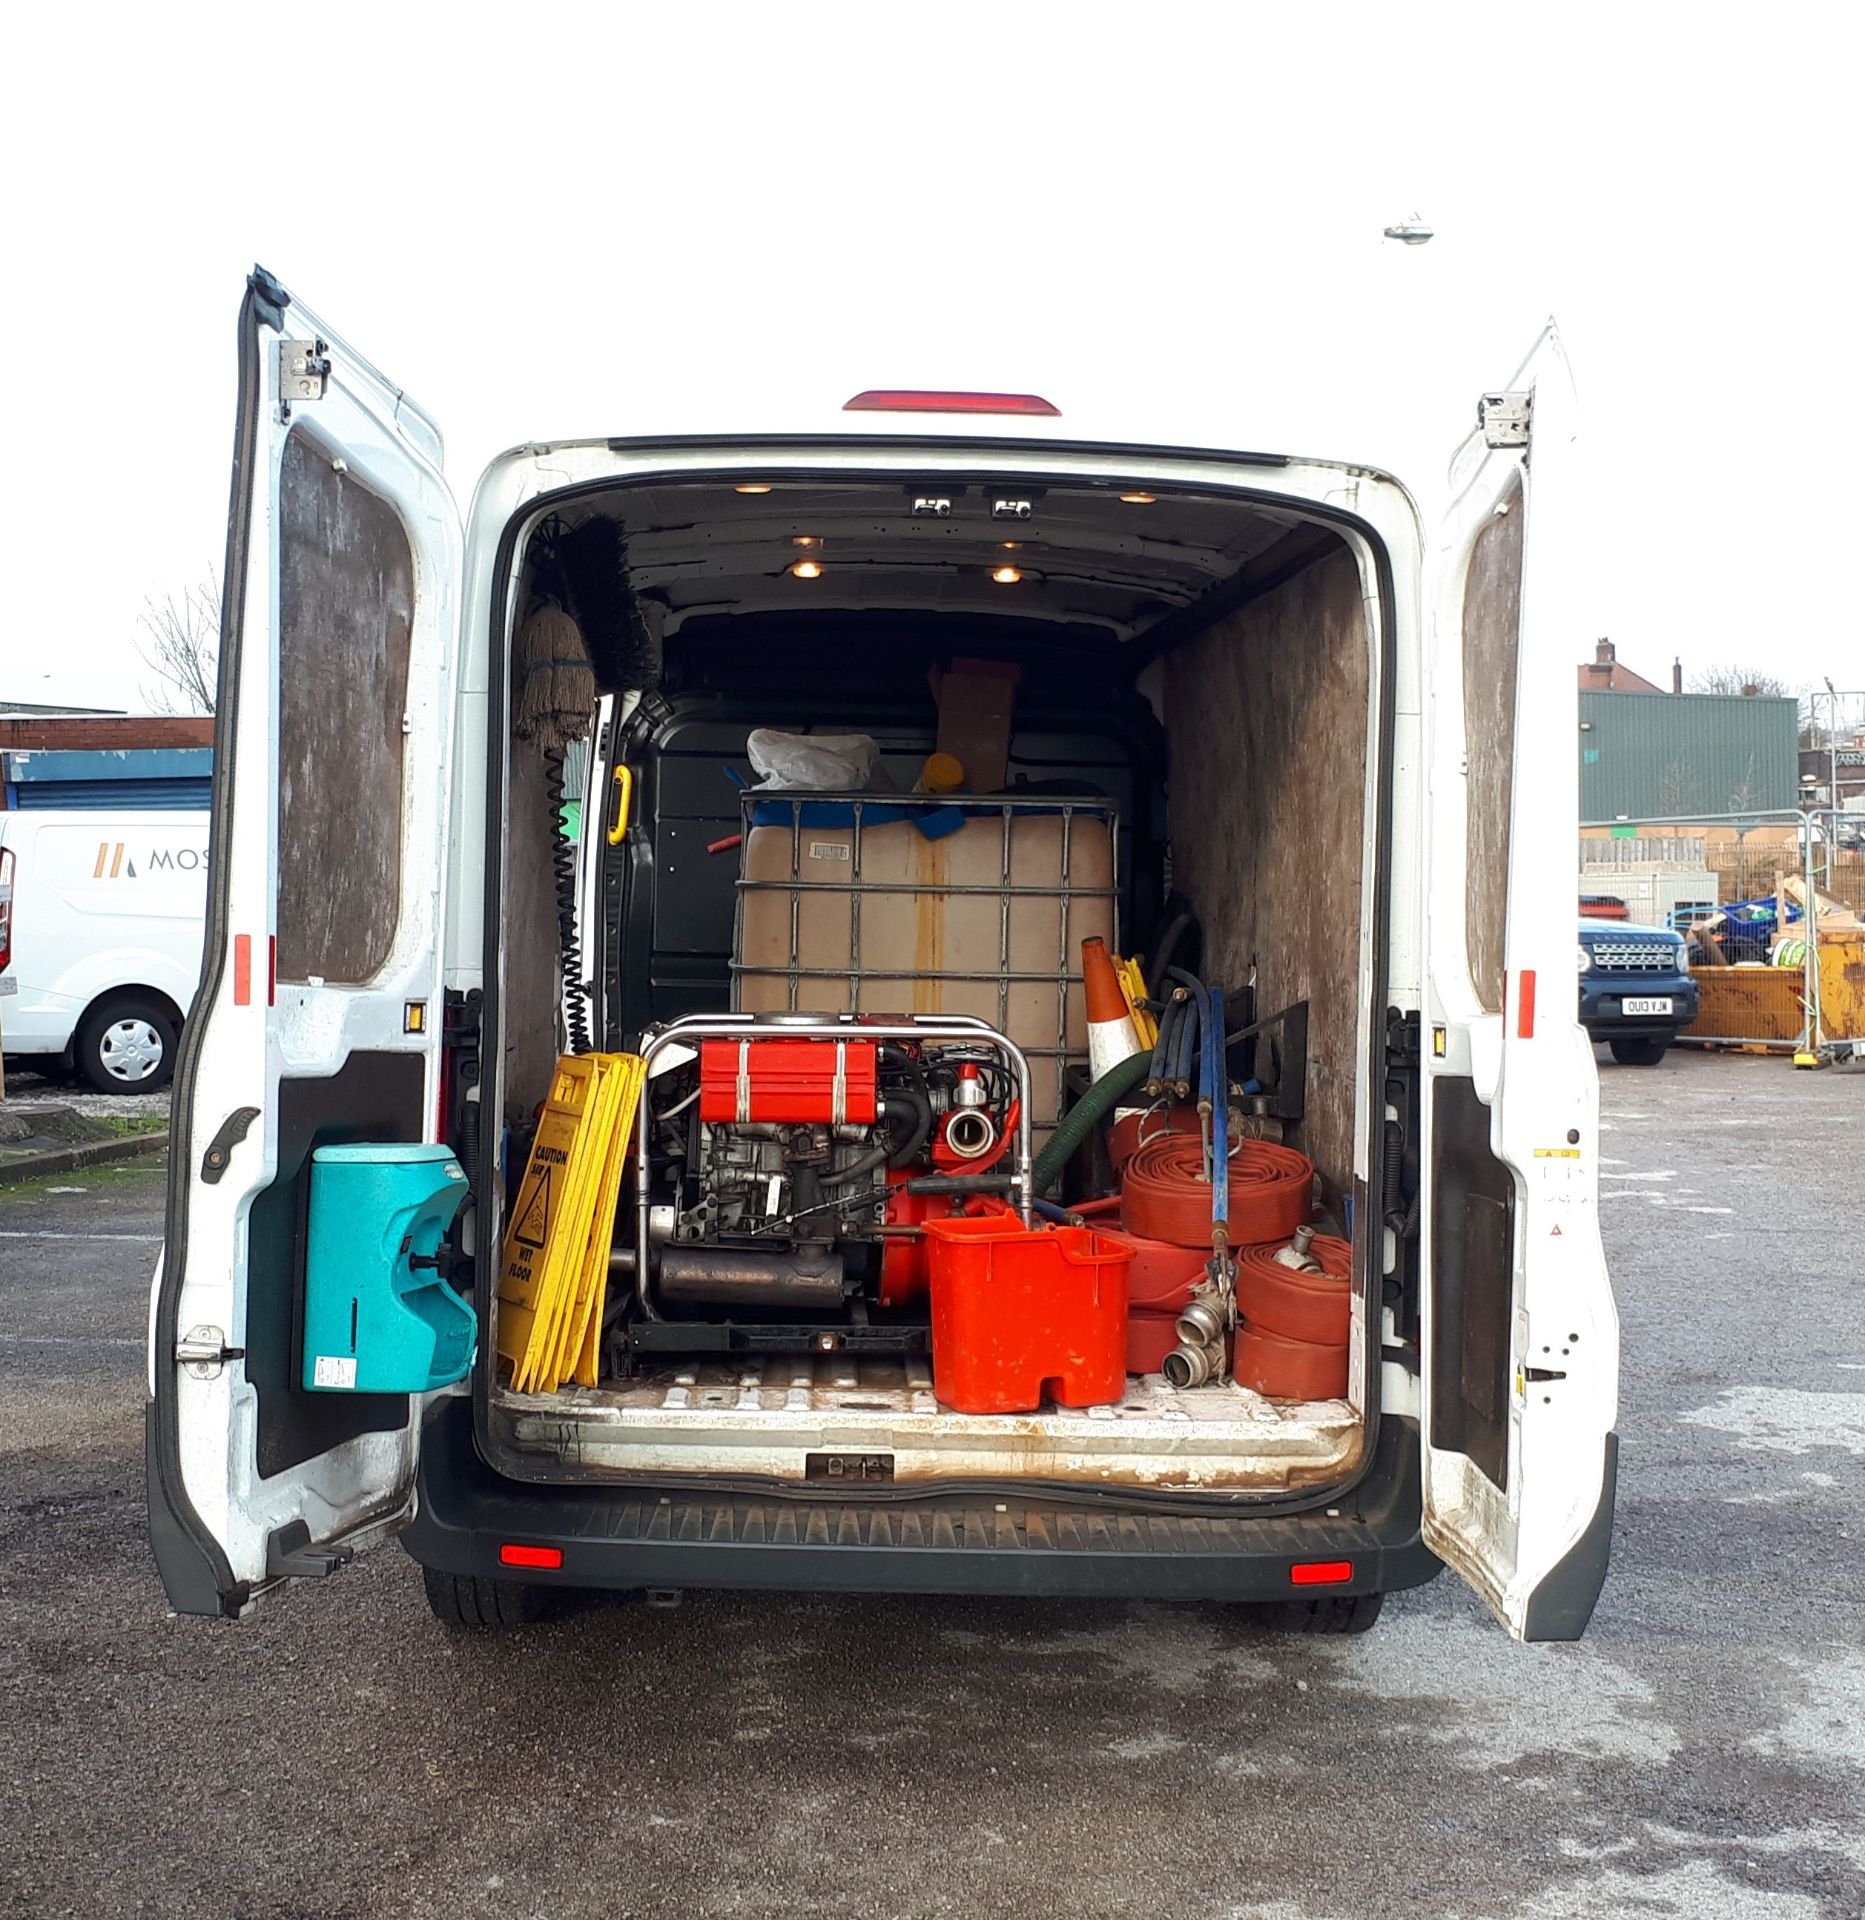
497;1051;646;1392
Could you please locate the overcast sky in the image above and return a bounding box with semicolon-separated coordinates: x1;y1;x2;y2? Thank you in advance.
2;4;1858;717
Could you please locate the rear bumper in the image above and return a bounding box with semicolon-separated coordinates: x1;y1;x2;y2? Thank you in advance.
404;1398;1441;1601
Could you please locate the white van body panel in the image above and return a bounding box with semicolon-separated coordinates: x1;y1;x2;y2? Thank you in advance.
0;810;207;1054
149;275;462;1614
1418;328;1619;1635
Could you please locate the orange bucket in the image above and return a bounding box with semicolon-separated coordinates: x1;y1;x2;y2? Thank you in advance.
923;1215;1131;1414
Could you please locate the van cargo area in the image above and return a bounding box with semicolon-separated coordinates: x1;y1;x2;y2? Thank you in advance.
479;467;1389;1502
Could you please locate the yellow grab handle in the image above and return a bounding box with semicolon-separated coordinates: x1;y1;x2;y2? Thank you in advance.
606;764;633;845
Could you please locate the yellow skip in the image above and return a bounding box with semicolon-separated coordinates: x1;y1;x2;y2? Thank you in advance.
497;1051;646;1393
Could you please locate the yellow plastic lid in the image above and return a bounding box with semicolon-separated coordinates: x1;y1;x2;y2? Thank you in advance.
922;751;966;793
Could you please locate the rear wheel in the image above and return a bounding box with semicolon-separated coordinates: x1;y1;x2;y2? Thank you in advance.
74;994;179;1093
1254;1590;1384;1635
420;1565;552;1627
1608;1035;1670;1066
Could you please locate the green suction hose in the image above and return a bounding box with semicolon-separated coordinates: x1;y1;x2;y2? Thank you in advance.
1031;1051;1152;1196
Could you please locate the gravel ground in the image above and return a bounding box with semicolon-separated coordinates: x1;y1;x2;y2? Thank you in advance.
0;1060;172;1124
0;1048;1860;1920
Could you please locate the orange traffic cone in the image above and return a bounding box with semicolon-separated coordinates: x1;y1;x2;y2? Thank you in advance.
1082;937;1146;1084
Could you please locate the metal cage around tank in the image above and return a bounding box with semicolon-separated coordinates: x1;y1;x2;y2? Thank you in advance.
727;790;1121;1130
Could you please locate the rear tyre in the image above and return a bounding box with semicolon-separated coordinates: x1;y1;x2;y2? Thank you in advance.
1254;1590;1385;1635
420;1565;552;1627
1608;1035;1670;1067
74;994;179;1093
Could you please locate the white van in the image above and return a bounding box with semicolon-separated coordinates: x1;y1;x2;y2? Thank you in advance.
0;808;208;1091
146;270;1618;1641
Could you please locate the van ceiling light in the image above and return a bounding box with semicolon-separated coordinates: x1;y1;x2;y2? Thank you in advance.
1119;491;1157;505
844;389;1061;417
734;484;773;495
792;535;822;548
789;560;824;579
991;565;1022;585
1000;541;1022;551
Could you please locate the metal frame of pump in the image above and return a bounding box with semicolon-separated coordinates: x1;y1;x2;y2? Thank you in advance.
631;1012;1036;1325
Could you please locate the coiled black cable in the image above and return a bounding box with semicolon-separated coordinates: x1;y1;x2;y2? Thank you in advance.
544;743;591;1054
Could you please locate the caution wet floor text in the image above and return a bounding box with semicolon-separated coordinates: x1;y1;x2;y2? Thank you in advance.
497;1052;646;1392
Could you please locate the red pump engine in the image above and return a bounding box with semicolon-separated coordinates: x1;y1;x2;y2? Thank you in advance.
698;1037;880;1125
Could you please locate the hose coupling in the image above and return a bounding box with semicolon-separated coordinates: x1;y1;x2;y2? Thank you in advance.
1272;1223;1322;1273
1176;1294;1227;1349
1161;1341;1218;1390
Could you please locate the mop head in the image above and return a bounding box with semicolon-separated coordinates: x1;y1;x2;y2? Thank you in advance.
514;604;594;750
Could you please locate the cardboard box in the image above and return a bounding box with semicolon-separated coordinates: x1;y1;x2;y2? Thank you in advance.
931;657;1020;792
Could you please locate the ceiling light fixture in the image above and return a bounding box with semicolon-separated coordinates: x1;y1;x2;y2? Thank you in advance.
791;535;822;548
991;565;1022;585
789;559;823;579
1000;541;1022;551
1119;492;1156;505
735;484;773;495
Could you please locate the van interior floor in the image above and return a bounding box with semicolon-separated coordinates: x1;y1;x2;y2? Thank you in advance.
497;1359;1358;1492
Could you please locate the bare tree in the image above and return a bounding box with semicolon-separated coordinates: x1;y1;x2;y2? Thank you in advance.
1688;664;1790;698
136;578;222;715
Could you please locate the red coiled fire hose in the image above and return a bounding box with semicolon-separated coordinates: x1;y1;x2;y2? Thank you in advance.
1120;1134;1314;1249
1234;1233;1351;1344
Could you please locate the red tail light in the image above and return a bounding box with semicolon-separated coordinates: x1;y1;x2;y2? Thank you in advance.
1290;1559;1353;1586
0;846;14;972
499;1542;563;1570
843;389;1061;417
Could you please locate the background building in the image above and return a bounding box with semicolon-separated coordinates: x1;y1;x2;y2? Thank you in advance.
1577;637;1672;694
1578;689;1798;824
0;714;213;810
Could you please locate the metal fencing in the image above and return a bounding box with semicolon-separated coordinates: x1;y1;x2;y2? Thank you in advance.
1579;807;1864;1064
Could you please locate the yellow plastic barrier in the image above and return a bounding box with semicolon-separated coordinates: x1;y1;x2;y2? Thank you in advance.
497;1051;646;1392
1114;954;1158;1050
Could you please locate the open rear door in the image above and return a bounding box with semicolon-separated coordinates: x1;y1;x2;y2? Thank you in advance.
1418;325;1620;1640
148;269;461;1616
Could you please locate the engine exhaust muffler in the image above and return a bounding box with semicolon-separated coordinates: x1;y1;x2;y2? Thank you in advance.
656;1245;846;1311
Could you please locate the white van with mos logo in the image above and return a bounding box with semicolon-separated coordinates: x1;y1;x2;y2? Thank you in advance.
0;809;208;1091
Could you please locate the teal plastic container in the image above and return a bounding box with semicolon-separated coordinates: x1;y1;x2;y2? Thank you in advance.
302;1143;475;1393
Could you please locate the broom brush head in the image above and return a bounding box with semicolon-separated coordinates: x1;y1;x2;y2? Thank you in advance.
514;603;594;751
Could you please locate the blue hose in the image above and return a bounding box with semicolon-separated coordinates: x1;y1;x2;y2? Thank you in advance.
1148;996;1181;1092
1170;998;1198;1090
1167;967;1206;1091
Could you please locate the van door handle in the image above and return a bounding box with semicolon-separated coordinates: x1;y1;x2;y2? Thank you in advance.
200;1106;260;1183
607;764;633;845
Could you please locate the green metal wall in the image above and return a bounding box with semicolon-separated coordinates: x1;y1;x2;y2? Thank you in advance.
1578;691;1799;823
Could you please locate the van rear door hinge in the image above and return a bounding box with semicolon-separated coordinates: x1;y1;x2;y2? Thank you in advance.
176;1325;245;1381
1478;390;1532;449
280;338;330;403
